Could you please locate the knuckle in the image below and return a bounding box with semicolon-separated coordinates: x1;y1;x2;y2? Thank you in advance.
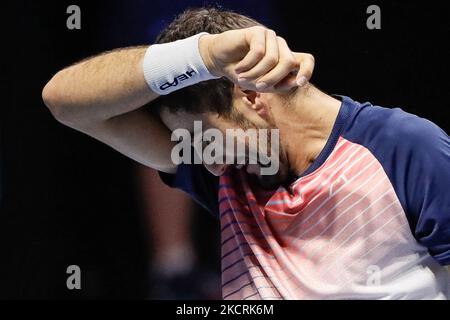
286;57;298;69
307;53;315;63
253;25;266;33
253;46;266;58
276;36;287;44
266;55;279;67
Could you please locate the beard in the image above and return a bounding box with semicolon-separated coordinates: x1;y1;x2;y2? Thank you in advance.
240;132;288;190
228;108;290;189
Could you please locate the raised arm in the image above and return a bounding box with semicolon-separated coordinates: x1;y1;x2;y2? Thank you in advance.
42;45;178;172
42;47;155;125
42;27;315;173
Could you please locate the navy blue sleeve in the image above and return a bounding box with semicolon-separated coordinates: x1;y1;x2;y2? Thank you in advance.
158;163;220;217
343;99;450;265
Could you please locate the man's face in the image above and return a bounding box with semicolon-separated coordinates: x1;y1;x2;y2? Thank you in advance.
160;92;290;190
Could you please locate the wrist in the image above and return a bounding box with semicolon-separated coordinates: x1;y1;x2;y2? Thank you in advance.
142;33;220;95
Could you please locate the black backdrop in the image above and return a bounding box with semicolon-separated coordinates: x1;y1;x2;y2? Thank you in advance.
1;1;449;299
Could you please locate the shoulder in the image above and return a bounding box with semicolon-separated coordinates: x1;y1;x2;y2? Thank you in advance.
375;106;447;149
343;99;449;159
342;98;450;264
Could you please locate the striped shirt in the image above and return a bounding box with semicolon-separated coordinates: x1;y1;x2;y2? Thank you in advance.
160;95;450;299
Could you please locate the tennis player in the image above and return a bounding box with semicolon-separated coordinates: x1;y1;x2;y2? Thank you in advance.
42;8;450;299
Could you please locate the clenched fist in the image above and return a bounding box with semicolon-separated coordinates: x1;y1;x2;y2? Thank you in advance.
199;26;315;92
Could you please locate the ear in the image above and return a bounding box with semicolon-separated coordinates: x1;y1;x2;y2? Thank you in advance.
233;85;269;118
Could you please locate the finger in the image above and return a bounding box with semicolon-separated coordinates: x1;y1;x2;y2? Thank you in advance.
253;37;298;91
237;29;280;86
273;72;298;91
234;26;267;74
293;52;315;87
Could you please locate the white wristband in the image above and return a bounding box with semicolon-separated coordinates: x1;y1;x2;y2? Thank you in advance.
142;32;220;95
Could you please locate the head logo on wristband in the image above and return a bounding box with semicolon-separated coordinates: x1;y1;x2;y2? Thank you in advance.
159;69;198;91
143;33;219;95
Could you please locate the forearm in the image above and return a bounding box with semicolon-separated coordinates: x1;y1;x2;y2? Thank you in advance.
41;27;315;173
42;45;178;172
79;108;177;173
42;46;157;126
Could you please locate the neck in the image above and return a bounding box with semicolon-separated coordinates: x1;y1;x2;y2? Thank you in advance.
273;85;342;176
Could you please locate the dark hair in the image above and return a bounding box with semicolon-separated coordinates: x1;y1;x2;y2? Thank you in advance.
150;7;262;117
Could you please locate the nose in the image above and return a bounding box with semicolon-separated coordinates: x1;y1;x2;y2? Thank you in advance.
204;163;229;176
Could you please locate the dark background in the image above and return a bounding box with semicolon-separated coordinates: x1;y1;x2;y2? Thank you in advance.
1;0;449;299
